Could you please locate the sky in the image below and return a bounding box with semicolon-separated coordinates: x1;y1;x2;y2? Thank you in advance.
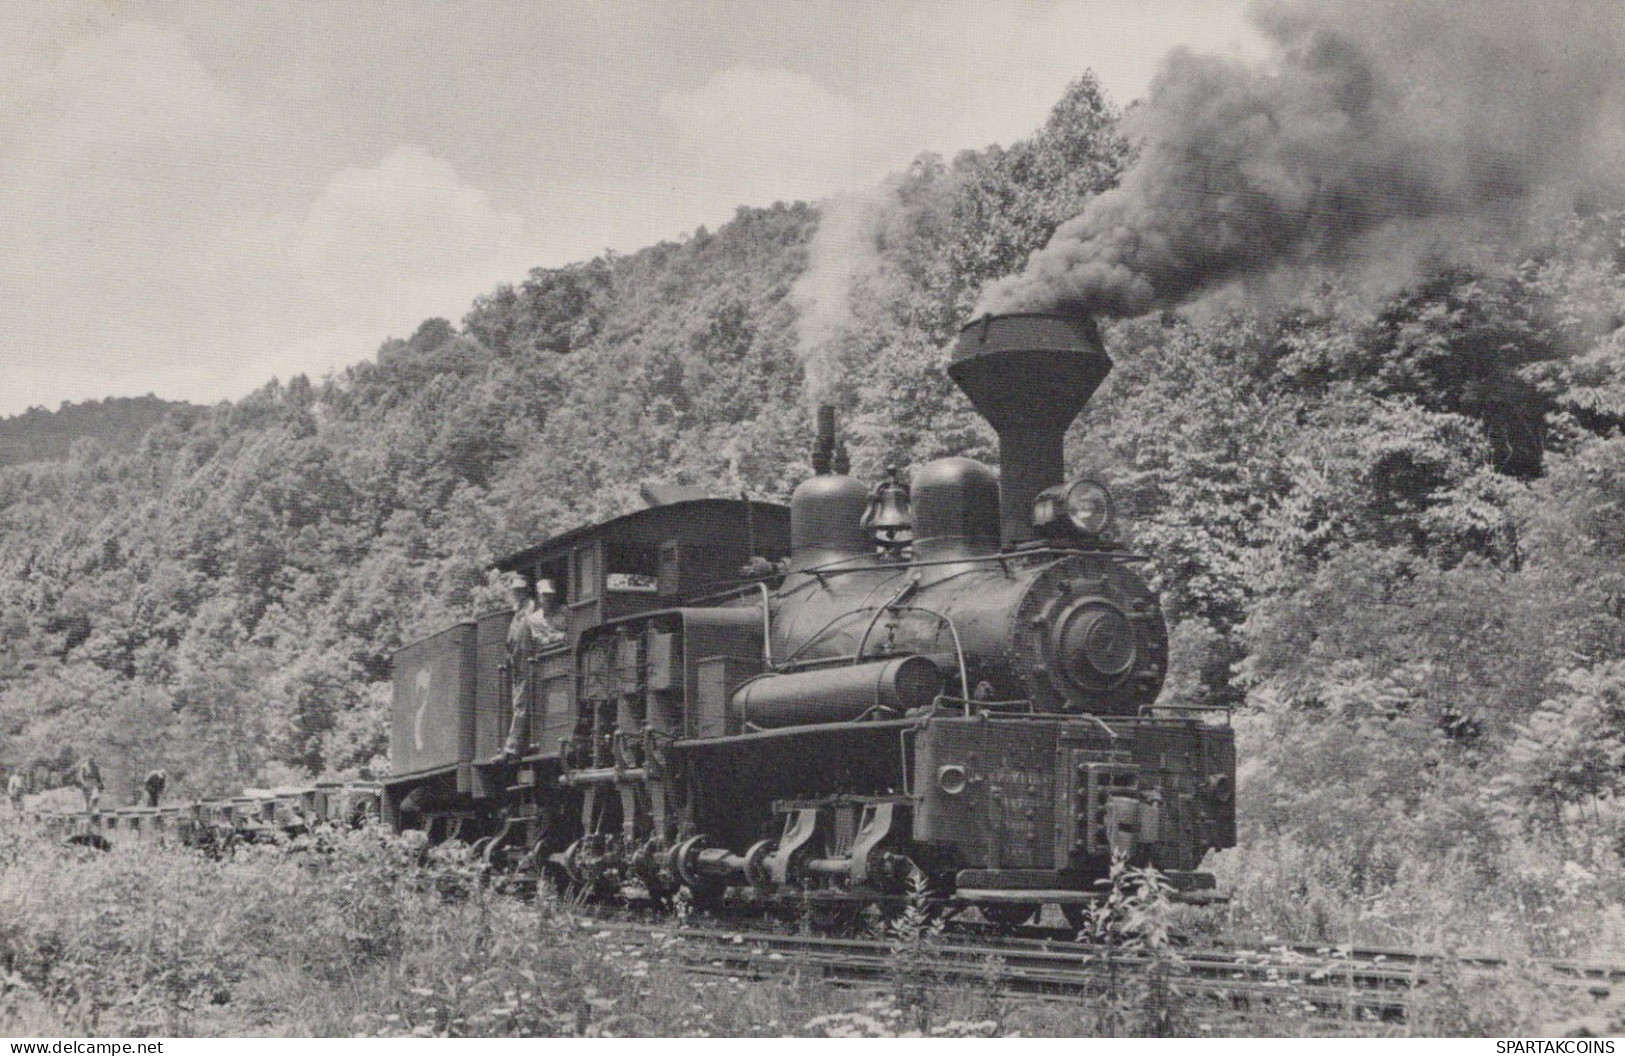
0;1;1265;416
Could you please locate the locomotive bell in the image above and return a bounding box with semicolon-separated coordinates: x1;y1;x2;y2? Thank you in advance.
949;313;1111;547
860;469;913;548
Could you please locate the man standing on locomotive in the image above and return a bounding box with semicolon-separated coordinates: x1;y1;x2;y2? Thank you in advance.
489;573;564;764
76;755;103;813
143;768;168;807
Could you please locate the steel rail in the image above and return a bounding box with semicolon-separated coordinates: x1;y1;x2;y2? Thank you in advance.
572;916;1619;1024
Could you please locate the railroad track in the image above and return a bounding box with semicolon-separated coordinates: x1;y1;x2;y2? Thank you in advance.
564;916;1616;1024
24;801;1621;1024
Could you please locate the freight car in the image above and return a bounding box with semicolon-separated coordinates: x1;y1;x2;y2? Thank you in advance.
30;782;382;851
385;312;1236;925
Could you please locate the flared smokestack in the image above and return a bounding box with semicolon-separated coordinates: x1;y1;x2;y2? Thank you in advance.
948;313;1111;547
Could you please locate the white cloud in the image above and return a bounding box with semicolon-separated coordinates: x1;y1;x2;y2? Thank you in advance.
658;66;896;208
0;18;292;412
0;2;1271;415
0;19;243;230
293;145;536;336
0;30;540;412
857;0;1265;157
266;145;550;388
660;66;855;149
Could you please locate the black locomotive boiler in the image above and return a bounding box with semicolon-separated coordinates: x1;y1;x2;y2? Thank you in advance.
384;312;1236;924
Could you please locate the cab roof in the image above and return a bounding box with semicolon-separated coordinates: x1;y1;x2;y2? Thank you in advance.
492;497;790;573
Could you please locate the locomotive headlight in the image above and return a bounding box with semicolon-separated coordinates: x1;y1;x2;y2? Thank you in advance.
1033;479;1114;537
1064;480;1113;536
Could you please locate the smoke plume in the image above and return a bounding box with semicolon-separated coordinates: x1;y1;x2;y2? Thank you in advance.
980;0;1625;319
790;184;895;408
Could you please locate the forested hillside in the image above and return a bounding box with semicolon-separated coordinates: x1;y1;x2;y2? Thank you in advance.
4;69;1625;955
0;396;198;468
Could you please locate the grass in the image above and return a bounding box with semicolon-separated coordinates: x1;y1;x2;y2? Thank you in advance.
0;820;1615;1037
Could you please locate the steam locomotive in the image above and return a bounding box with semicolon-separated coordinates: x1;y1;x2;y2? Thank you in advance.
385;313;1236;924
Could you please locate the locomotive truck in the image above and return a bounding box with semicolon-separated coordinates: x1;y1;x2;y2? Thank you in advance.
385;312;1236;925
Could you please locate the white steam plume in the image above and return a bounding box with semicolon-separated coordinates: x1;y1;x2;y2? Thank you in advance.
790;184;896;409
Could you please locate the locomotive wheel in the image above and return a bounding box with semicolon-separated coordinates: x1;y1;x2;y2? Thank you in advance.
980;903;1038;929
